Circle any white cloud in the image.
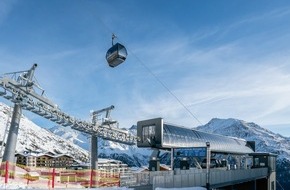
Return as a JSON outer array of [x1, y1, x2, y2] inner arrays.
[[1, 1, 290, 137], [116, 24, 290, 129]]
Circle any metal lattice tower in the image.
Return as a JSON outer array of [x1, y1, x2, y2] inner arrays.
[[0, 64, 138, 165]]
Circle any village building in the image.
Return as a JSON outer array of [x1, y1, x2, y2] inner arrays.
[[69, 158, 130, 174], [15, 151, 74, 168]]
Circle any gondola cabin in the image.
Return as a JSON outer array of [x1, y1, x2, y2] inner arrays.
[[106, 42, 127, 67]]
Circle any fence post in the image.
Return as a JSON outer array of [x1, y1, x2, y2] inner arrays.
[[52, 168, 55, 188], [4, 161, 9, 184], [48, 178, 50, 189]]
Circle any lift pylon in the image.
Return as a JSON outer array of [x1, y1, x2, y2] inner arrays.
[[0, 65, 139, 166]]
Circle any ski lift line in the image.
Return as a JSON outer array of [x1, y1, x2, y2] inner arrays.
[[276, 180, 285, 190], [93, 12, 117, 41], [102, 34, 203, 125], [0, 67, 138, 145], [127, 47, 203, 126], [130, 46, 203, 125], [93, 15, 203, 125]]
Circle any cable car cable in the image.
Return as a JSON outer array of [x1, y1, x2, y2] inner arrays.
[[110, 35, 203, 126], [94, 15, 203, 126], [126, 47, 203, 126]]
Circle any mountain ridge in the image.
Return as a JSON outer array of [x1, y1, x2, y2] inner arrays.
[[195, 118, 290, 157], [0, 102, 289, 189], [195, 117, 290, 189]]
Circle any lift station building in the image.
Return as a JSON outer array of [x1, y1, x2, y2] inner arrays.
[[137, 118, 277, 190]]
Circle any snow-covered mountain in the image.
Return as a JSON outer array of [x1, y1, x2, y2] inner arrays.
[[196, 118, 290, 156], [0, 102, 89, 162], [1, 101, 289, 189], [195, 118, 290, 190], [49, 125, 152, 167], [0, 101, 152, 167]]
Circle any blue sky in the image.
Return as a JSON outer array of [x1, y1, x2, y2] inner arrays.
[[1, 0, 290, 136]]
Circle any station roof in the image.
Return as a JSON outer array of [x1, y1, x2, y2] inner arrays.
[[162, 123, 254, 154]]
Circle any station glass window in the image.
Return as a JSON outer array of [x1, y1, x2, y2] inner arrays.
[[254, 158, 260, 167], [142, 125, 156, 142]]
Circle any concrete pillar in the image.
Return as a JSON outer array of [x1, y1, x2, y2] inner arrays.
[[2, 104, 22, 164]]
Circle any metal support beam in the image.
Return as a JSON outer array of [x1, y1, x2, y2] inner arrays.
[[0, 64, 139, 172], [206, 142, 211, 190], [91, 108, 99, 171], [171, 148, 174, 170], [0, 65, 139, 147], [2, 104, 22, 163], [91, 135, 98, 170]]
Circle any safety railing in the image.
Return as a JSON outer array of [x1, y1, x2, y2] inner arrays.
[[0, 161, 121, 189], [152, 168, 269, 189]]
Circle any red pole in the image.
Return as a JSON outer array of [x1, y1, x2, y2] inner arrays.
[[4, 161, 9, 184], [52, 168, 55, 188], [89, 169, 93, 188]]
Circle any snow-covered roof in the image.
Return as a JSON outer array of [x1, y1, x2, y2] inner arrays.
[[162, 123, 254, 154], [15, 150, 73, 159], [27, 171, 40, 177], [131, 166, 148, 173], [72, 158, 128, 167]]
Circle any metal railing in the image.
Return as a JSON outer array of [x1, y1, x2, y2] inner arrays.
[[152, 168, 268, 189]]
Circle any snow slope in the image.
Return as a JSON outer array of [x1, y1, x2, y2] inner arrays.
[[1, 101, 289, 189], [49, 125, 152, 167], [0, 102, 89, 162], [0, 101, 151, 167]]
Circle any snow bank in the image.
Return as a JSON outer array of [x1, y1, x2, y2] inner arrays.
[[0, 183, 28, 189]]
